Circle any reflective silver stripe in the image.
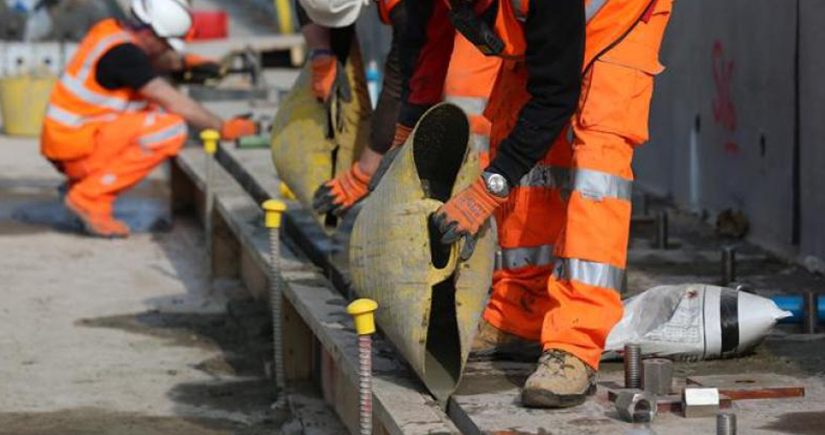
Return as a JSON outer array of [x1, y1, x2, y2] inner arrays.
[[585, 0, 609, 23], [139, 122, 188, 147], [511, 0, 527, 21], [45, 104, 84, 127], [572, 168, 633, 201], [519, 164, 570, 188], [60, 75, 133, 112], [445, 95, 488, 116], [474, 134, 490, 154], [554, 258, 624, 291], [76, 32, 131, 82], [500, 244, 556, 270], [126, 101, 148, 111]]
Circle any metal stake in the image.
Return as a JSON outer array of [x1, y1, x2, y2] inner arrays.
[[348, 299, 378, 435], [655, 211, 668, 249], [803, 292, 819, 334], [201, 130, 220, 276], [624, 343, 642, 389], [717, 413, 737, 435], [721, 246, 736, 287], [263, 199, 288, 405]]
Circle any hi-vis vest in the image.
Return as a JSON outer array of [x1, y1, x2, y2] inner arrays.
[[42, 19, 148, 160], [487, 0, 656, 69]]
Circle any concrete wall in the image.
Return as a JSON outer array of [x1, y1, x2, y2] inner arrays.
[[637, 0, 814, 257]]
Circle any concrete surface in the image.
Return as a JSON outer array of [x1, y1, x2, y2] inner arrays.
[[0, 136, 283, 434]]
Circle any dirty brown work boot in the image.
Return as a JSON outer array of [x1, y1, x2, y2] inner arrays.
[[471, 319, 541, 361], [522, 349, 596, 408], [65, 192, 130, 239]]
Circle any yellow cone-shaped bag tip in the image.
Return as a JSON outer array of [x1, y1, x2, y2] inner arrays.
[[201, 129, 220, 154], [279, 182, 297, 200], [347, 298, 378, 335], [262, 200, 287, 228]]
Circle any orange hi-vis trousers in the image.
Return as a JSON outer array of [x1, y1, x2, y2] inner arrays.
[[57, 110, 188, 217], [443, 32, 501, 168], [483, 0, 672, 369]]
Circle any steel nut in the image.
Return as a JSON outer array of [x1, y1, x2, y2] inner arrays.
[[616, 390, 658, 423], [643, 358, 674, 395]]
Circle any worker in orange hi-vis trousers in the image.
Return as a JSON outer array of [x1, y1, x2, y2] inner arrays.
[[300, 0, 501, 215], [443, 32, 502, 168], [42, 0, 257, 238], [398, 0, 673, 408]]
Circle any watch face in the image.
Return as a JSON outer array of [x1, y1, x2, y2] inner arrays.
[[485, 173, 508, 196]]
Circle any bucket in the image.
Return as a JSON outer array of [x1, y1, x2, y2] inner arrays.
[[0, 73, 57, 137], [191, 11, 228, 40]]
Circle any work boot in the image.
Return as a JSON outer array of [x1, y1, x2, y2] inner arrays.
[[521, 349, 597, 408], [471, 319, 541, 361], [65, 191, 130, 238]]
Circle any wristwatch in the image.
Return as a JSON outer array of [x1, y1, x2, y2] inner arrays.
[[482, 171, 509, 198]]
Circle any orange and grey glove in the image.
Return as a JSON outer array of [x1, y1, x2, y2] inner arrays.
[[312, 162, 373, 215], [432, 175, 508, 260], [309, 50, 338, 102], [221, 118, 258, 141]]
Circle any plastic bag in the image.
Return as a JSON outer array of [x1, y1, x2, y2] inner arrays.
[[603, 284, 791, 361]]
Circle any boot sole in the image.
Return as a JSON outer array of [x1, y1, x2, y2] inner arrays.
[[521, 383, 597, 409], [64, 197, 128, 239]]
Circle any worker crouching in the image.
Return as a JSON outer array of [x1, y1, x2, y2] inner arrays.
[[41, 0, 256, 238]]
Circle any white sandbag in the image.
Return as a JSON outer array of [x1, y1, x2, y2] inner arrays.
[[603, 284, 792, 361]]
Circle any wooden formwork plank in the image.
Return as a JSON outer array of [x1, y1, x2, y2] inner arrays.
[[174, 147, 459, 435]]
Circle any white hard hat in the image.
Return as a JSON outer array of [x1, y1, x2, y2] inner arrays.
[[131, 0, 193, 52], [298, 0, 368, 28]]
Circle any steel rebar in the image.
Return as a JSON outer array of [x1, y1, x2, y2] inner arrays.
[[624, 343, 642, 389]]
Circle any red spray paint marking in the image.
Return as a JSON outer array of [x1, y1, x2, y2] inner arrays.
[[712, 41, 739, 155]]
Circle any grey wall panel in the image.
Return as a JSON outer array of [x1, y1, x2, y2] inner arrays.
[[799, 0, 825, 260], [640, 0, 797, 247]]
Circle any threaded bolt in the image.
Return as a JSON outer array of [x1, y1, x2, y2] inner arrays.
[[721, 246, 736, 286], [717, 413, 737, 435], [803, 292, 818, 334], [624, 343, 642, 389], [263, 200, 288, 406], [655, 211, 668, 249], [358, 335, 373, 435]]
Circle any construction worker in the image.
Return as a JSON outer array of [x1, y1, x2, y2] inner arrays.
[[302, 0, 501, 215], [41, 0, 257, 238], [400, 0, 672, 408]]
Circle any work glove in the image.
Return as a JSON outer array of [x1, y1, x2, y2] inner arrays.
[[221, 118, 258, 141], [179, 54, 225, 84], [431, 177, 507, 261], [309, 53, 338, 102], [312, 162, 373, 216]]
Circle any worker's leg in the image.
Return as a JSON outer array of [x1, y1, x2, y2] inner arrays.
[[64, 111, 187, 235], [523, 0, 672, 408]]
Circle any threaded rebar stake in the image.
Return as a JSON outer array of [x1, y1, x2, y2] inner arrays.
[[201, 130, 220, 276], [263, 199, 288, 406], [655, 211, 669, 249], [717, 413, 737, 435], [803, 292, 819, 334], [347, 299, 379, 435], [624, 343, 642, 389]]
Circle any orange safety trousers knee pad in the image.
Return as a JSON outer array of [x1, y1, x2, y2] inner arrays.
[[483, 2, 672, 370], [59, 110, 188, 217]]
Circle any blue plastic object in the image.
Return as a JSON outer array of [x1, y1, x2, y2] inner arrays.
[[771, 295, 825, 323]]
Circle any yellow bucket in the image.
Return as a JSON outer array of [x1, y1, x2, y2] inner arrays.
[[0, 73, 57, 137]]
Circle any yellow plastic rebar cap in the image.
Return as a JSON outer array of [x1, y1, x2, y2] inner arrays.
[[200, 129, 220, 154], [347, 298, 378, 335], [262, 199, 287, 228]]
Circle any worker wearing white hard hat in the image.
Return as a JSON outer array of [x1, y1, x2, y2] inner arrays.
[[41, 0, 258, 238]]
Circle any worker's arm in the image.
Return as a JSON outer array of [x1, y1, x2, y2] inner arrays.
[[397, 0, 455, 128], [486, 0, 585, 186], [139, 77, 223, 131]]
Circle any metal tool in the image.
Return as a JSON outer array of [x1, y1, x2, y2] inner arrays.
[[655, 210, 668, 249], [682, 387, 720, 418], [347, 299, 379, 435], [624, 343, 642, 389], [803, 292, 819, 334], [263, 199, 288, 406], [643, 358, 673, 396], [201, 130, 220, 276], [717, 413, 737, 435], [615, 390, 657, 423], [721, 246, 736, 286]]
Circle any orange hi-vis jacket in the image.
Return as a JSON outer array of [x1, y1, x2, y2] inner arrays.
[[42, 19, 149, 161]]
